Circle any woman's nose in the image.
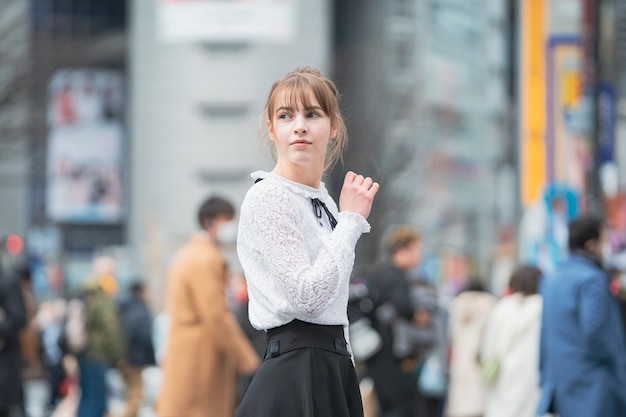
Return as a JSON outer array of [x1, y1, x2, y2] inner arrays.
[[293, 114, 308, 133]]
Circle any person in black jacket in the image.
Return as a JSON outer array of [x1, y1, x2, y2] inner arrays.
[[116, 281, 156, 417], [0, 266, 27, 417], [365, 225, 423, 417]]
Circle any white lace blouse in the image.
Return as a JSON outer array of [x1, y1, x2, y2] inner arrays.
[[237, 171, 371, 332]]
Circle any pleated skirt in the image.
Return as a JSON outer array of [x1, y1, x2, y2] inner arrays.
[[236, 319, 364, 417]]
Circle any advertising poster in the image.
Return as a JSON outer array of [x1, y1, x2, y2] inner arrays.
[[46, 70, 124, 223], [546, 37, 590, 195]]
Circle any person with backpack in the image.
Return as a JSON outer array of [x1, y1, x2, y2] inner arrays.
[[116, 280, 156, 417], [362, 225, 424, 417], [61, 279, 125, 417]]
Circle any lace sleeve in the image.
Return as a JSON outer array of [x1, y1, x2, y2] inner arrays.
[[239, 183, 369, 320]]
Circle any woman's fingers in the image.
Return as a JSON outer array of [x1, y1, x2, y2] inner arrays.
[[339, 171, 379, 219], [367, 182, 380, 197]]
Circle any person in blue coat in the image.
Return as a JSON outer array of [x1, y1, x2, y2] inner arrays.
[[537, 214, 626, 417]]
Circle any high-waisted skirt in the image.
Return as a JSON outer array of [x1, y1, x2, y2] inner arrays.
[[236, 319, 364, 417]]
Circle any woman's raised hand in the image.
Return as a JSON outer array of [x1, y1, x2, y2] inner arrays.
[[339, 171, 379, 220]]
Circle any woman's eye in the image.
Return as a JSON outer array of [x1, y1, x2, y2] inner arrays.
[[278, 113, 289, 119], [307, 112, 320, 118]]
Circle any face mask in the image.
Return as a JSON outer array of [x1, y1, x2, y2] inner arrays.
[[217, 221, 238, 244]]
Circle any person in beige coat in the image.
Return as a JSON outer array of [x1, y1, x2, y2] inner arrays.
[[155, 196, 260, 417], [446, 280, 497, 417]]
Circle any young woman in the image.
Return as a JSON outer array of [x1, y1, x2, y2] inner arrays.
[[236, 66, 379, 416], [481, 264, 543, 417]]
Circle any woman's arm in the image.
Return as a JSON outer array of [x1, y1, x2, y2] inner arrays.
[[239, 184, 369, 319]]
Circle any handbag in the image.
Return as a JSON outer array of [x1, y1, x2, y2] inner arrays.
[[418, 350, 446, 397], [479, 317, 535, 385], [479, 356, 501, 385], [392, 318, 437, 359], [348, 317, 382, 362]]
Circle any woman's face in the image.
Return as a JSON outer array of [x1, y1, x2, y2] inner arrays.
[[268, 90, 337, 173]]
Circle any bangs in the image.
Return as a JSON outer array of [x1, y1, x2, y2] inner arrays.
[[268, 75, 335, 119]]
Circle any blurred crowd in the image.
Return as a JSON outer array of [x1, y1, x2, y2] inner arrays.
[[0, 254, 156, 417], [348, 214, 626, 417], [2, 206, 626, 417]]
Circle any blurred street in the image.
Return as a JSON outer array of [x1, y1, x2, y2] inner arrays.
[[23, 367, 161, 417], [1, 0, 626, 416]]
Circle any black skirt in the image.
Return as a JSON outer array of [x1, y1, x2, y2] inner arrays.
[[236, 319, 364, 417]]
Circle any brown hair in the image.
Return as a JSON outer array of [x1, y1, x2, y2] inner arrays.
[[197, 195, 235, 229], [509, 264, 542, 296], [259, 66, 347, 171], [383, 225, 421, 256]]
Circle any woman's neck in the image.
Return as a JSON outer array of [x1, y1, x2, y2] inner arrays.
[[272, 163, 323, 188]]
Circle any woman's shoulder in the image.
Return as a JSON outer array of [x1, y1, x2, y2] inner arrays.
[[244, 171, 327, 205], [493, 293, 541, 318], [243, 172, 293, 205]]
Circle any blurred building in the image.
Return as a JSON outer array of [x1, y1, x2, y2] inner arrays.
[[0, 0, 31, 255], [2, 0, 625, 298], [129, 0, 332, 307], [0, 0, 127, 285], [334, 0, 511, 283]]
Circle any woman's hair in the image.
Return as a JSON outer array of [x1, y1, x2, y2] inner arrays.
[[259, 66, 348, 171], [462, 278, 488, 293], [508, 264, 542, 296]]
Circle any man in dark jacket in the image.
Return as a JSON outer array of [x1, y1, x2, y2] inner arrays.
[[364, 225, 423, 417], [538, 214, 626, 417], [116, 281, 156, 417], [0, 267, 27, 417]]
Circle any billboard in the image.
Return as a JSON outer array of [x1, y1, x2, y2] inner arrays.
[[46, 70, 124, 224]]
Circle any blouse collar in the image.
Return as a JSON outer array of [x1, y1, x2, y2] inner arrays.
[[251, 171, 329, 200]]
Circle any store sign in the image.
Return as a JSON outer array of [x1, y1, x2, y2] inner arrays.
[[598, 83, 615, 164]]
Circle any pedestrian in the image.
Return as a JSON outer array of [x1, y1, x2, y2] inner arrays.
[[235, 66, 379, 417], [116, 281, 156, 417], [15, 263, 42, 379], [537, 214, 626, 417], [410, 279, 446, 417], [155, 196, 260, 417], [0, 266, 27, 417], [36, 299, 67, 412], [480, 264, 543, 417], [445, 279, 496, 417], [361, 225, 424, 417], [66, 279, 125, 417]]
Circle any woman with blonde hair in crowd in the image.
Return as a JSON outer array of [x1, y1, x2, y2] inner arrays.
[[480, 264, 543, 417]]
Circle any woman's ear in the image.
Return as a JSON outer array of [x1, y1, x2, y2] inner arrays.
[[267, 119, 275, 141], [330, 125, 337, 140]]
